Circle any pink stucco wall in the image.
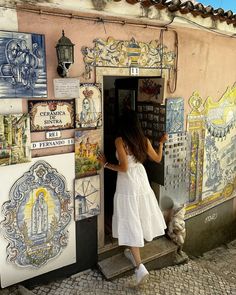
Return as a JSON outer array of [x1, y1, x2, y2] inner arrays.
[[18, 9, 236, 102], [15, 6, 236, 254], [17, 9, 236, 155], [176, 27, 236, 108]]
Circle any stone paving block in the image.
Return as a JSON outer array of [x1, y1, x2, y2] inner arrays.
[[1, 239, 236, 295]]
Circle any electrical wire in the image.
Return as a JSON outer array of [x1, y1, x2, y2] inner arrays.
[[159, 29, 164, 78], [0, 2, 235, 37], [0, 4, 173, 30]]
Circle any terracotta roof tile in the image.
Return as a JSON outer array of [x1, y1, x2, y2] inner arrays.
[[113, 0, 236, 26]]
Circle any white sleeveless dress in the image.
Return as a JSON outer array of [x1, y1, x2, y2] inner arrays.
[[112, 153, 167, 247]]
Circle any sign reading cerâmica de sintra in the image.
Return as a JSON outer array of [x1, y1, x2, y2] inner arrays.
[[28, 99, 75, 132]]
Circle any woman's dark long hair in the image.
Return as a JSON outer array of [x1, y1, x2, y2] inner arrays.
[[118, 110, 147, 163]]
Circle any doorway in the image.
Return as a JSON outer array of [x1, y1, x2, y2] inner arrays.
[[103, 75, 165, 245], [96, 67, 167, 250], [103, 76, 137, 243]]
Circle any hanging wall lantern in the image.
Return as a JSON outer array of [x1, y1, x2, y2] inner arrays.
[[56, 30, 75, 78]]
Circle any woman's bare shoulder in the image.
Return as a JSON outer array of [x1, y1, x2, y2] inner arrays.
[[115, 137, 127, 150], [115, 137, 123, 144], [146, 137, 151, 145]]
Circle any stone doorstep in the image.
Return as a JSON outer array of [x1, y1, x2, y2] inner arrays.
[[98, 237, 178, 280]]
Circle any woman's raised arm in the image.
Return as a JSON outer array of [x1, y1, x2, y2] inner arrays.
[[146, 133, 168, 163]]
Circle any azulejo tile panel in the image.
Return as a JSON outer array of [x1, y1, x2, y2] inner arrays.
[[0, 113, 31, 166], [186, 85, 236, 218], [74, 174, 100, 221], [0, 31, 47, 98], [76, 84, 102, 128], [1, 160, 72, 268], [82, 37, 175, 78], [75, 129, 102, 178], [0, 153, 76, 288], [165, 97, 184, 133]]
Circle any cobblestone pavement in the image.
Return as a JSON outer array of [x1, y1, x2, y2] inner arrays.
[[1, 239, 236, 295]]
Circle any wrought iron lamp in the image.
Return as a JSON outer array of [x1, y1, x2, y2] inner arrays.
[[56, 30, 75, 78]]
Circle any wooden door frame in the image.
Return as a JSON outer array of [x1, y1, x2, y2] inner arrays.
[[96, 67, 168, 251]]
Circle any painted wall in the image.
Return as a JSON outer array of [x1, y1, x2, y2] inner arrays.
[[176, 27, 236, 113], [17, 4, 236, 245], [0, 0, 235, 285], [16, 9, 236, 112]]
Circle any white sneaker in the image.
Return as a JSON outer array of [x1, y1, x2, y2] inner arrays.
[[124, 248, 136, 267], [135, 263, 149, 286]]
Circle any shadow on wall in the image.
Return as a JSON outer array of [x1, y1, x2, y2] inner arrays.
[[184, 198, 236, 257]]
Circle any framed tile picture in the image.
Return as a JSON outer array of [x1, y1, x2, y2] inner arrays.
[[0, 113, 31, 166], [0, 153, 76, 288], [76, 84, 102, 128], [75, 129, 102, 178], [74, 175, 100, 221], [166, 97, 184, 133], [0, 30, 47, 98], [137, 78, 164, 104], [28, 99, 75, 131]]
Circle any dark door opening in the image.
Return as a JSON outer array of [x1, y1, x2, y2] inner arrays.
[[103, 76, 165, 244]]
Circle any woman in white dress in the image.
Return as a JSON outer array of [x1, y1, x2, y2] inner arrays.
[[98, 110, 168, 286]]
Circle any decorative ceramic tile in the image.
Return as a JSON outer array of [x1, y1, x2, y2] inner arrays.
[[159, 132, 190, 208], [166, 97, 184, 133], [75, 175, 100, 221], [0, 31, 47, 98], [185, 85, 236, 219], [45, 131, 61, 139], [187, 92, 205, 204], [28, 99, 75, 131], [0, 113, 31, 166], [31, 138, 74, 150], [188, 119, 205, 204], [198, 85, 236, 202], [204, 86, 235, 139], [76, 84, 102, 128], [75, 129, 101, 178], [82, 37, 175, 79], [0, 153, 76, 287], [1, 160, 72, 267], [137, 102, 165, 147], [137, 78, 164, 104]]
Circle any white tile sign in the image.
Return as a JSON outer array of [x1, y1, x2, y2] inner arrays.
[[28, 99, 75, 132], [31, 138, 74, 149], [45, 131, 61, 139], [54, 78, 80, 98]]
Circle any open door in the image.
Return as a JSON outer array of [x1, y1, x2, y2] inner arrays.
[[103, 75, 166, 244]]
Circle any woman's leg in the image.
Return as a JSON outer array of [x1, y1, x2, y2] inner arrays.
[[130, 247, 141, 268], [130, 246, 149, 285]]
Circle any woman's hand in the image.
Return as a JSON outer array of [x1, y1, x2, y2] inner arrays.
[[97, 151, 107, 166], [159, 133, 168, 144]]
